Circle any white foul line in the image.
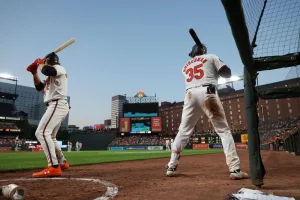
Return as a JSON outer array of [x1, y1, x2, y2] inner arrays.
[[0, 177, 118, 200]]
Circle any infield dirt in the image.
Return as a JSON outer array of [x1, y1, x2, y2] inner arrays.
[[0, 150, 299, 200]]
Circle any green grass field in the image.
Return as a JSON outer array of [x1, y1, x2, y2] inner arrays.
[[0, 149, 224, 172]]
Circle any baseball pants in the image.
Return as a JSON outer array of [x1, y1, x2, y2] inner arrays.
[[35, 99, 69, 166], [168, 87, 240, 172]]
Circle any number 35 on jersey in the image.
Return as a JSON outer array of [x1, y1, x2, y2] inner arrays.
[[183, 57, 207, 82]]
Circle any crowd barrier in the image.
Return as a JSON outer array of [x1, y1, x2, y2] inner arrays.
[[109, 146, 164, 151]]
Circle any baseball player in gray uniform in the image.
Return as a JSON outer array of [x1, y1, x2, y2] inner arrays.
[[166, 44, 248, 180], [27, 52, 70, 178]]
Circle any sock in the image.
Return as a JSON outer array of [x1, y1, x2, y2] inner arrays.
[[168, 151, 181, 168]]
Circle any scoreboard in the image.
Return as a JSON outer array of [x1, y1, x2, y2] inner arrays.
[[192, 135, 242, 144]]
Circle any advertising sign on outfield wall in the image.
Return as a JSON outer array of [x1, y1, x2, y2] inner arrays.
[[235, 143, 247, 149], [209, 144, 223, 149], [110, 147, 124, 150], [123, 146, 148, 150], [148, 146, 163, 150], [193, 144, 209, 149]]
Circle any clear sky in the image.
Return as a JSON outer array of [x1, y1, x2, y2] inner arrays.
[[0, 0, 293, 128]]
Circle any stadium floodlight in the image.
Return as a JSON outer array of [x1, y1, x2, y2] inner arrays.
[[218, 75, 243, 85], [0, 73, 18, 81]]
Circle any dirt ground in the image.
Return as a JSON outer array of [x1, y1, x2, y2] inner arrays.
[[0, 150, 300, 200]]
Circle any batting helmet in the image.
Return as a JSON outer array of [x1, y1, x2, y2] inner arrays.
[[45, 52, 60, 65], [189, 44, 207, 58]]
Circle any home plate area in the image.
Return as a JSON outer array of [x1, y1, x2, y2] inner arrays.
[[0, 178, 118, 200]]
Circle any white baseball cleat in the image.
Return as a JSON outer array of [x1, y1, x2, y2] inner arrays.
[[230, 169, 249, 180], [166, 165, 177, 177]]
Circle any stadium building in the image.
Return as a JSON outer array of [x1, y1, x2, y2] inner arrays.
[[111, 95, 127, 128], [159, 77, 300, 134], [0, 81, 70, 128]]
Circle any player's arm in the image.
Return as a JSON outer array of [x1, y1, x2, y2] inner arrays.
[[218, 65, 231, 78], [212, 55, 232, 78], [39, 65, 57, 77], [39, 64, 67, 77], [33, 74, 45, 92]]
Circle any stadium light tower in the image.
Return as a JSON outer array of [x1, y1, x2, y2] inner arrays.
[[0, 73, 18, 98], [217, 75, 244, 89]]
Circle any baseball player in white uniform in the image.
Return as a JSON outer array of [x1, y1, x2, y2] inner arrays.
[[166, 44, 248, 180], [68, 141, 72, 152], [27, 52, 70, 178], [166, 139, 170, 150]]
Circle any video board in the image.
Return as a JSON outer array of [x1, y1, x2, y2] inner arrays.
[[119, 116, 162, 134], [130, 117, 151, 134], [123, 103, 158, 117]]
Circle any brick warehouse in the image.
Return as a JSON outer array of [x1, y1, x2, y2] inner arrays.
[[159, 78, 300, 134]]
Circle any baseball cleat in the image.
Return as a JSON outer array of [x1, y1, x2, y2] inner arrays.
[[60, 160, 69, 170], [229, 169, 249, 180], [166, 165, 177, 177], [32, 166, 62, 178]]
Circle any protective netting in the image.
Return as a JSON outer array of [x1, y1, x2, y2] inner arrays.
[[285, 66, 300, 80], [242, 0, 300, 58]]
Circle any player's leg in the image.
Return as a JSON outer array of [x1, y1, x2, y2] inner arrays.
[[33, 101, 69, 177], [201, 93, 248, 179], [166, 89, 199, 176], [51, 121, 69, 170]]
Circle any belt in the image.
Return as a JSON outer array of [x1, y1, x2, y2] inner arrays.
[[186, 84, 214, 91], [46, 99, 63, 106]]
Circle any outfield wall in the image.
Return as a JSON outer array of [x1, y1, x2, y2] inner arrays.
[[69, 133, 115, 150], [193, 143, 248, 149], [109, 146, 164, 150]]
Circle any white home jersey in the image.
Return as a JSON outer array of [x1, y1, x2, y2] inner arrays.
[[182, 54, 225, 90], [43, 64, 68, 103]]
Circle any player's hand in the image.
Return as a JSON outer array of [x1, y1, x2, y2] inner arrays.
[[26, 58, 45, 75], [34, 58, 45, 65]]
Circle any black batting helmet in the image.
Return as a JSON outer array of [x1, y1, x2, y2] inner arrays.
[[45, 52, 60, 65], [189, 44, 207, 58]]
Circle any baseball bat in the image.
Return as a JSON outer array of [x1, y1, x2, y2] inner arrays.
[[189, 28, 203, 47], [26, 38, 75, 71], [53, 38, 75, 54]]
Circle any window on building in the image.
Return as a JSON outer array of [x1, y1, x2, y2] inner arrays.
[[201, 116, 203, 119], [238, 110, 240, 113], [288, 103, 291, 107], [230, 116, 233, 120], [229, 106, 232, 109], [277, 104, 279, 109], [229, 100, 231, 103], [278, 110, 280, 115], [287, 98, 290, 100], [276, 99, 278, 102], [237, 99, 240, 102], [172, 123, 173, 127], [267, 112, 270, 116], [289, 109, 292, 114], [266, 106, 269, 110], [230, 111, 232, 115], [239, 115, 241, 119], [238, 104, 240, 108], [239, 121, 242, 124], [201, 120, 203, 123], [265, 100, 268, 104]]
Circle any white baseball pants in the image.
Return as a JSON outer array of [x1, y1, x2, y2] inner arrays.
[[35, 99, 69, 166], [168, 87, 240, 172]]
